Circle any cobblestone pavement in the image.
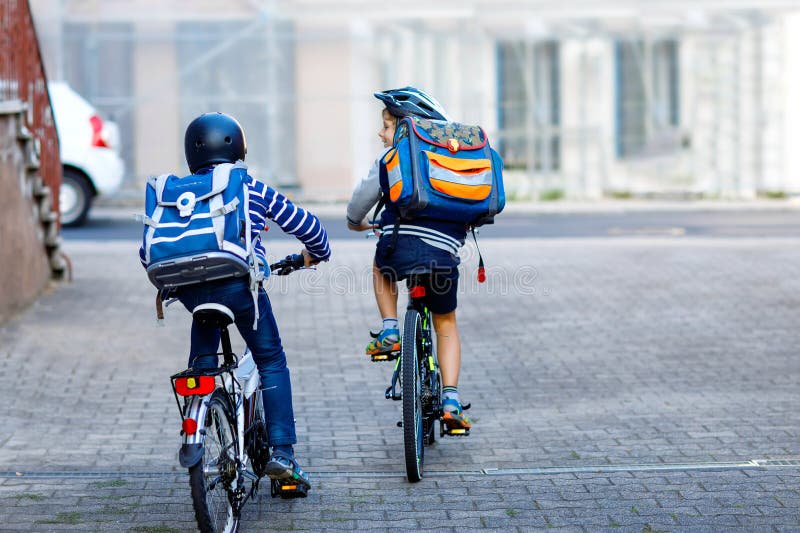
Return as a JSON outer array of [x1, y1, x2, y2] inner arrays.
[[1, 236, 799, 532]]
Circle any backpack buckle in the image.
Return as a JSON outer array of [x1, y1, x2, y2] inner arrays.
[[176, 191, 197, 217]]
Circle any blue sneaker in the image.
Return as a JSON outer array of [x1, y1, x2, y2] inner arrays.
[[366, 328, 400, 356], [442, 398, 471, 431], [265, 450, 311, 491]]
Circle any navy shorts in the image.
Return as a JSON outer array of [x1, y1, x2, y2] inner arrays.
[[375, 234, 460, 314]]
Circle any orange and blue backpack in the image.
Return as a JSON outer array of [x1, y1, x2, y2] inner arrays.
[[379, 116, 505, 227]]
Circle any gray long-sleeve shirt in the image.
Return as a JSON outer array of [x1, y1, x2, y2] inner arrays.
[[346, 150, 465, 255], [346, 152, 386, 226]]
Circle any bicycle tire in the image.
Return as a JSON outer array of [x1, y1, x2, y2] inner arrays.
[[189, 389, 240, 533], [402, 309, 424, 482]]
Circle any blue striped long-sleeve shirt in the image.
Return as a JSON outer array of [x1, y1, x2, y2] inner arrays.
[[244, 174, 331, 262]]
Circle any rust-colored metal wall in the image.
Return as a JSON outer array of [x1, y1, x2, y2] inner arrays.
[[0, 0, 63, 322], [0, 0, 61, 206]]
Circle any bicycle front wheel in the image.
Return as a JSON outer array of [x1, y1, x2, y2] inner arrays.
[[402, 309, 425, 482], [189, 389, 240, 533]]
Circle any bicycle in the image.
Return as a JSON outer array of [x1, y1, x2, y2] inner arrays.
[[379, 273, 469, 482], [168, 253, 307, 533]]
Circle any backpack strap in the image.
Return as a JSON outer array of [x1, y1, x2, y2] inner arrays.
[[210, 197, 240, 217], [370, 193, 402, 256], [470, 227, 486, 283], [143, 174, 172, 264], [246, 183, 263, 332], [208, 164, 234, 246], [386, 216, 402, 257], [225, 161, 262, 330], [370, 194, 386, 228]]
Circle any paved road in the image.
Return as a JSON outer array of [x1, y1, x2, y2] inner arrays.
[[0, 233, 798, 531], [63, 206, 800, 241]]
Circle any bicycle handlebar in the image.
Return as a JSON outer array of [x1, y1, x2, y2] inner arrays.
[[269, 253, 306, 276]]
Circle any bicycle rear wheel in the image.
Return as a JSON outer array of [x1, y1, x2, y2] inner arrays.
[[402, 309, 425, 482], [189, 389, 239, 533]]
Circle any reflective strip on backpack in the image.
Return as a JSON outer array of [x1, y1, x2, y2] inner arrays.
[[150, 212, 212, 229], [220, 240, 248, 259], [383, 149, 403, 202], [148, 227, 216, 246]]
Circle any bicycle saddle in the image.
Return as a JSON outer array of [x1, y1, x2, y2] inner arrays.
[[192, 303, 235, 328]]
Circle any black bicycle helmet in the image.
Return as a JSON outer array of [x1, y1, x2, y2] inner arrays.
[[184, 112, 247, 173], [374, 86, 450, 121]]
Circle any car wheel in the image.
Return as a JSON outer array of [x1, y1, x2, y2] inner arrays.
[[60, 168, 93, 227]]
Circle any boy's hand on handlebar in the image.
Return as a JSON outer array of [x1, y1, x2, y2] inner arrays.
[[301, 249, 321, 267], [348, 219, 378, 232]]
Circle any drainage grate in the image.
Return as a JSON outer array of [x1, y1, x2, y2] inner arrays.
[[754, 459, 800, 467]]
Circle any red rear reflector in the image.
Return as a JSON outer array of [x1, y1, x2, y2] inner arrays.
[[175, 376, 215, 396], [477, 266, 486, 283], [182, 418, 198, 435], [409, 286, 426, 298], [89, 115, 108, 148]]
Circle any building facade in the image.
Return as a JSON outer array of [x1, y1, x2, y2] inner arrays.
[[30, 0, 800, 200]]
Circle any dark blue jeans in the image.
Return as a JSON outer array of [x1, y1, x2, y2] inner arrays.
[[175, 277, 296, 446]]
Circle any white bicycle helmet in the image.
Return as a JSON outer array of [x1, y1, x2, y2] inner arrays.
[[374, 86, 450, 121]]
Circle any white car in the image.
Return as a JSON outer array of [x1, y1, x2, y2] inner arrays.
[[48, 82, 125, 226]]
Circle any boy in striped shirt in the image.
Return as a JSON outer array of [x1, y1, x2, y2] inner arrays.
[[141, 113, 330, 491]]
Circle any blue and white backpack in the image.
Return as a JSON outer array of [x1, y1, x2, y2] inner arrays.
[[140, 162, 264, 326]]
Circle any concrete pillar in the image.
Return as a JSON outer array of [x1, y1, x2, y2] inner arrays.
[[349, 19, 383, 188], [560, 38, 609, 199], [784, 12, 800, 193], [132, 21, 180, 183], [294, 21, 353, 199]]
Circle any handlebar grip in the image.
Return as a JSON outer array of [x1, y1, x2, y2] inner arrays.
[[286, 253, 305, 268], [269, 253, 305, 274]]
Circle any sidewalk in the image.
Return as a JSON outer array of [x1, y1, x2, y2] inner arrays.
[[0, 236, 798, 531]]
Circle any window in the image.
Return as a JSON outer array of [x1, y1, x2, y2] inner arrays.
[[496, 41, 560, 171], [176, 20, 296, 184], [64, 22, 135, 176], [615, 39, 680, 158]]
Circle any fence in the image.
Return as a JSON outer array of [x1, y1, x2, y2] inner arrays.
[[0, 0, 61, 209]]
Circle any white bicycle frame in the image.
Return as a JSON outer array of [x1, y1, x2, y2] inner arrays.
[[181, 349, 261, 482]]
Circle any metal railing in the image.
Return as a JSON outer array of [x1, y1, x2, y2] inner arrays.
[[0, 0, 61, 214]]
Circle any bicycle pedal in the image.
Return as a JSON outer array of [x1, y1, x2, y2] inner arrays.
[[370, 351, 399, 362], [271, 479, 308, 499]]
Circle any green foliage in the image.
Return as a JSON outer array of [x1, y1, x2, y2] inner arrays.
[[539, 189, 565, 201], [90, 479, 128, 488], [35, 512, 82, 525], [15, 493, 45, 501]]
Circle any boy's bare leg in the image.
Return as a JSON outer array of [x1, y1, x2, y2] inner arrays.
[[432, 310, 461, 387], [373, 261, 398, 320]]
